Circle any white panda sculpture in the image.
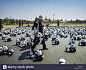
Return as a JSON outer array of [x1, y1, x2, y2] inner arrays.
[[35, 49, 44, 61], [5, 36, 12, 42], [21, 35, 25, 41], [16, 38, 21, 45], [27, 39, 32, 46], [2, 35, 6, 40], [2, 45, 9, 54], [8, 49, 14, 56], [65, 44, 76, 52], [59, 58, 66, 64]]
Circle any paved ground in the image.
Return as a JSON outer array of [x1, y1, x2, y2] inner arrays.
[[0, 26, 86, 64]]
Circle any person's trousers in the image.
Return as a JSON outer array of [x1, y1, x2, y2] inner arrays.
[[32, 36, 46, 49]]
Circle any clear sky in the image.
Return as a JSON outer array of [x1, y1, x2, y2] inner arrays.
[[0, 0, 86, 21]]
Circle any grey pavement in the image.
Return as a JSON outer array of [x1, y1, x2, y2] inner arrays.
[[0, 26, 86, 64]]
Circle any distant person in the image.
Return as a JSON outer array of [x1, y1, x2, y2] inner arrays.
[[19, 20, 21, 27], [27, 21, 30, 27], [22, 20, 23, 26], [57, 20, 59, 26], [46, 23, 49, 27]]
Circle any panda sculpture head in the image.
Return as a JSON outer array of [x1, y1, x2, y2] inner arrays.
[[36, 49, 42, 56], [37, 32, 42, 37], [10, 49, 14, 53], [3, 45, 8, 51], [70, 44, 76, 49]]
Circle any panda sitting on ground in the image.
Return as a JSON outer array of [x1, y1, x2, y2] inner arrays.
[[64, 34, 68, 38], [78, 39, 86, 46], [2, 45, 9, 55], [0, 32, 2, 36], [35, 49, 44, 61], [16, 38, 21, 45], [4, 31, 8, 35], [8, 49, 14, 56], [52, 38, 59, 45], [29, 49, 44, 61], [5, 36, 12, 42], [0, 45, 14, 56], [65, 44, 76, 52], [52, 34, 57, 41], [2, 35, 6, 40], [19, 42, 26, 48], [10, 32, 13, 36], [44, 30, 49, 41], [69, 38, 75, 45], [21, 35, 25, 41], [59, 58, 66, 64], [27, 39, 32, 46], [82, 35, 85, 39], [26, 32, 30, 37], [77, 35, 81, 40]]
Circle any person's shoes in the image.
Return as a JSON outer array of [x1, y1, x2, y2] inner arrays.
[[43, 48, 48, 50]]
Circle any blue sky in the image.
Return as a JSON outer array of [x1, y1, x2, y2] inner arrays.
[[0, 0, 86, 21]]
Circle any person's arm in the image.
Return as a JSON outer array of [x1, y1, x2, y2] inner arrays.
[[34, 27, 37, 33]]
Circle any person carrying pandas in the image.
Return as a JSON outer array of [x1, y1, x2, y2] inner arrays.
[[31, 15, 48, 53]]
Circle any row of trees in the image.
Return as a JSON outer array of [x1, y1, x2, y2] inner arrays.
[[2, 17, 34, 25], [1, 17, 86, 25], [67, 19, 86, 23]]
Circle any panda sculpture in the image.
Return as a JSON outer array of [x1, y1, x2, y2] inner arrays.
[[65, 44, 76, 52], [35, 49, 44, 61], [5, 36, 12, 42], [44, 31, 49, 40], [2, 45, 9, 54], [79, 39, 86, 46], [0, 32, 2, 36], [19, 42, 26, 48], [13, 33, 17, 36], [72, 35, 76, 40], [21, 35, 25, 41], [16, 38, 21, 45], [4, 31, 8, 35], [52, 34, 57, 41], [52, 38, 59, 45], [69, 38, 75, 45], [27, 39, 32, 46], [29, 49, 44, 61], [8, 49, 14, 56], [2, 35, 6, 40], [77, 35, 81, 40], [26, 32, 30, 37], [59, 58, 66, 64], [82, 35, 85, 39], [60, 33, 64, 38], [64, 34, 68, 38], [10, 32, 13, 36]]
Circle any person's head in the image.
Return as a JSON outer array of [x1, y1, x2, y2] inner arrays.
[[38, 15, 43, 22], [35, 16, 39, 21]]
